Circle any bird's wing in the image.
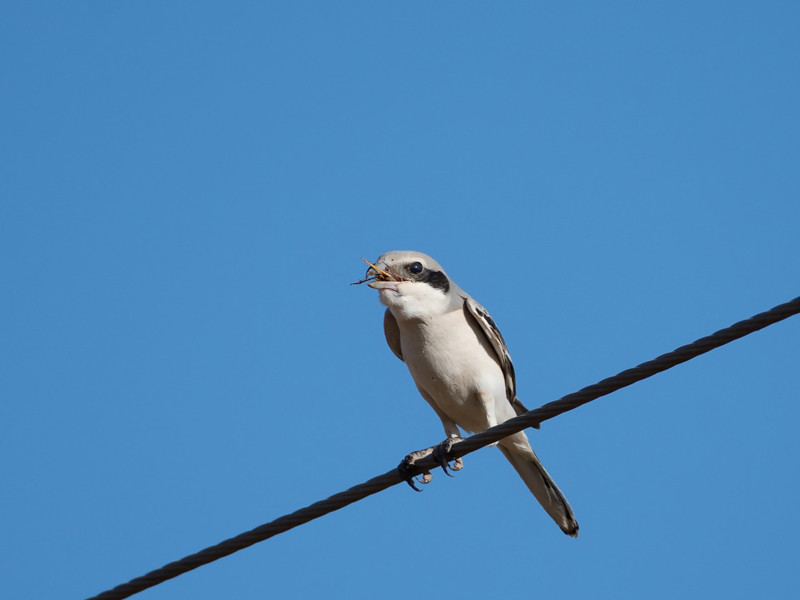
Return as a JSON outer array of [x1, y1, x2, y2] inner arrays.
[[383, 309, 404, 361], [463, 296, 526, 412]]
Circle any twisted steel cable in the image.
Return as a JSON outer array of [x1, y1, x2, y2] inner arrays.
[[86, 295, 800, 600]]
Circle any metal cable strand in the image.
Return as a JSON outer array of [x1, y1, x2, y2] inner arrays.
[[87, 471, 404, 600], [86, 295, 800, 600]]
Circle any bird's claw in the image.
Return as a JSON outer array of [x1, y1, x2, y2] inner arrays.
[[415, 471, 434, 487], [432, 437, 465, 476], [398, 448, 434, 492], [398, 437, 465, 490]]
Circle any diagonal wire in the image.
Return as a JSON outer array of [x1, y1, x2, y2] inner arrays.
[[86, 295, 800, 600]]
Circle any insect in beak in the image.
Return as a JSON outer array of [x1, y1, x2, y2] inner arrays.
[[351, 257, 399, 286]]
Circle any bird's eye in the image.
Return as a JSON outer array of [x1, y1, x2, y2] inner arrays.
[[408, 262, 423, 275]]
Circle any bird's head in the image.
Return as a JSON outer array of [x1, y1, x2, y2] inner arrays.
[[355, 251, 459, 320]]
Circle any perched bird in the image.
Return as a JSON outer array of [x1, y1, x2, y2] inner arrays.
[[362, 250, 578, 537]]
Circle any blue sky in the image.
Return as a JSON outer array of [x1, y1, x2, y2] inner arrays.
[[2, 2, 799, 599]]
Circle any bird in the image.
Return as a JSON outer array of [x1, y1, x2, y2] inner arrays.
[[360, 250, 578, 537]]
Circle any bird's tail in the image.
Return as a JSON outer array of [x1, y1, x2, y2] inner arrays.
[[497, 444, 579, 537]]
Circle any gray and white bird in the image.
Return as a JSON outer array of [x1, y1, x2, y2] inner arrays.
[[363, 250, 578, 537]]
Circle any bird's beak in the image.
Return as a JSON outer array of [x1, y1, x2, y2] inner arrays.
[[351, 257, 406, 288], [361, 257, 399, 288]]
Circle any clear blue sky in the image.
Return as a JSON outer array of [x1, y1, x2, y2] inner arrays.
[[2, 3, 799, 599]]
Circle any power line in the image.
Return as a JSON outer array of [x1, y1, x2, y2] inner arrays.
[[86, 295, 800, 600]]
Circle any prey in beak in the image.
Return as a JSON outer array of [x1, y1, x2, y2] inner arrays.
[[351, 257, 405, 288]]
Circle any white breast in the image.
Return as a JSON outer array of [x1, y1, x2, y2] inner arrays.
[[395, 307, 509, 433]]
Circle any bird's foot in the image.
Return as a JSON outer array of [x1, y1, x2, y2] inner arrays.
[[397, 437, 465, 490], [432, 436, 465, 476], [398, 448, 435, 492]]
